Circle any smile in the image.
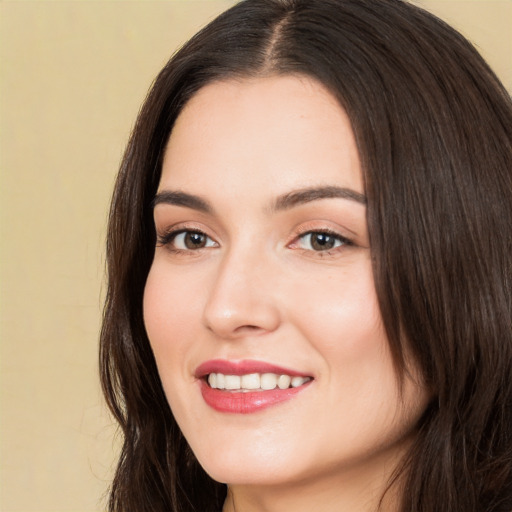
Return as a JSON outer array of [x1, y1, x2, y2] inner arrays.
[[208, 372, 311, 391], [196, 360, 313, 413]]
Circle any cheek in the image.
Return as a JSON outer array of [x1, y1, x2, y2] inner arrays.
[[286, 259, 399, 423], [142, 264, 207, 431], [142, 264, 200, 381], [143, 258, 205, 337], [287, 258, 385, 361]]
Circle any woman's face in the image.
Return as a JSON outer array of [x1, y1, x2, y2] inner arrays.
[[144, 75, 428, 490]]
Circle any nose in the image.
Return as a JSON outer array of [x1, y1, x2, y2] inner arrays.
[[202, 246, 281, 339]]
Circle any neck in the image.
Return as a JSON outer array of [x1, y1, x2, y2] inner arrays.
[[221, 445, 407, 512]]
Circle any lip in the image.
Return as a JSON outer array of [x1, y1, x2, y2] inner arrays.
[[195, 359, 313, 414], [195, 359, 310, 378]]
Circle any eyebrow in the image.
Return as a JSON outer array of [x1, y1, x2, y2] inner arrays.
[[271, 185, 366, 211], [152, 190, 212, 213], [152, 185, 366, 213]]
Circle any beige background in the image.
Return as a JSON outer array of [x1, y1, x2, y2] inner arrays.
[[0, 1, 510, 511]]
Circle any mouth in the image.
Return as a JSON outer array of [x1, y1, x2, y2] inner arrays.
[[196, 360, 313, 414], [207, 372, 311, 391]]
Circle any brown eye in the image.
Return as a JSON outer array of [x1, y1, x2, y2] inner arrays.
[[184, 232, 208, 249], [164, 230, 217, 251], [310, 233, 336, 250], [298, 232, 348, 252]]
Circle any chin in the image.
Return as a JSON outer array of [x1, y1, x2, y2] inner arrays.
[[190, 435, 305, 486], [204, 462, 309, 488]]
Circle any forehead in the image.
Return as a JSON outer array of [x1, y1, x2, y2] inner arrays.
[[160, 75, 363, 197]]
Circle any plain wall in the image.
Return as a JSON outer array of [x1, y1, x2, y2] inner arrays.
[[1, 1, 510, 511]]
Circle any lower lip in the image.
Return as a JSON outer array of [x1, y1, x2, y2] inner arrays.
[[199, 380, 311, 414]]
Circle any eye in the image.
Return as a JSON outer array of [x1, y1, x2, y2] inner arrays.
[[158, 230, 217, 251], [296, 231, 350, 252]]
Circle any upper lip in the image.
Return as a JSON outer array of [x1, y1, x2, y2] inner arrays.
[[195, 359, 312, 379]]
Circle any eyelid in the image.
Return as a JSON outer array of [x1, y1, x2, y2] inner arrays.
[[287, 224, 356, 257], [291, 221, 354, 242], [295, 229, 350, 243], [155, 222, 219, 250], [157, 229, 213, 246], [300, 230, 349, 245]]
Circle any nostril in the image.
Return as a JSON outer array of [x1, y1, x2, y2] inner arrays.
[[234, 325, 264, 333]]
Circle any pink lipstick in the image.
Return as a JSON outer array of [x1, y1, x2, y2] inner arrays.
[[196, 359, 313, 414]]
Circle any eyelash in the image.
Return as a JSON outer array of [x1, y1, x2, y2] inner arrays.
[[156, 228, 216, 254], [156, 227, 353, 256], [292, 228, 353, 255]]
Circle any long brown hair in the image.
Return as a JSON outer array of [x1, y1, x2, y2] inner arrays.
[[100, 1, 512, 510]]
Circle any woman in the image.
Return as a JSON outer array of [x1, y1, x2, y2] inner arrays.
[[100, 0, 512, 511]]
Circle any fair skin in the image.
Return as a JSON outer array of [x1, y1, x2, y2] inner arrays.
[[143, 75, 429, 512]]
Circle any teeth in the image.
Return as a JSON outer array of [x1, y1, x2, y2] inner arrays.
[[224, 375, 241, 390], [277, 374, 291, 389], [261, 373, 277, 390], [207, 372, 311, 391], [291, 376, 309, 388], [241, 373, 260, 390]]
